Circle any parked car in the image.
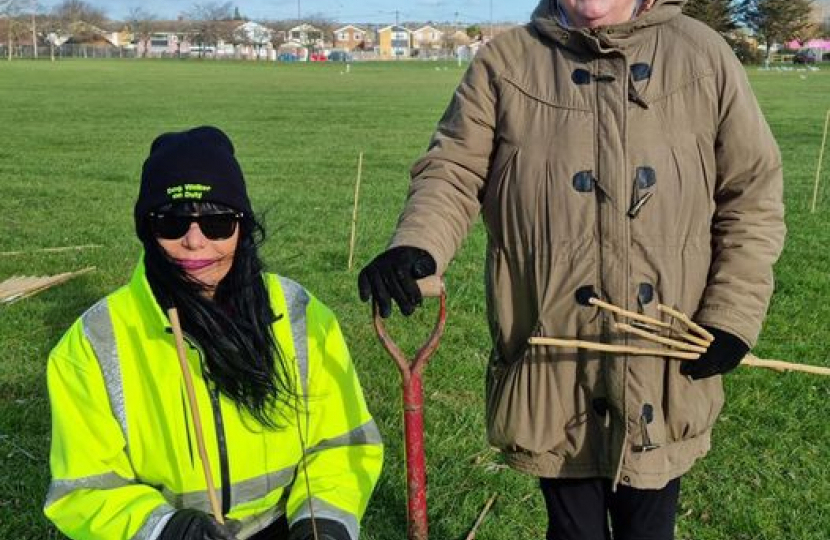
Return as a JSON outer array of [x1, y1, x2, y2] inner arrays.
[[793, 49, 818, 64], [327, 50, 353, 62]]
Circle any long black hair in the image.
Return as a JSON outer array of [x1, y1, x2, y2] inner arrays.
[[139, 201, 294, 429]]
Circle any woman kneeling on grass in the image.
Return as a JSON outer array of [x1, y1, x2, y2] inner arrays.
[[44, 126, 382, 540]]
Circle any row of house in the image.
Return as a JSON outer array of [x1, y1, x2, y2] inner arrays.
[[37, 18, 494, 61], [134, 22, 487, 60]]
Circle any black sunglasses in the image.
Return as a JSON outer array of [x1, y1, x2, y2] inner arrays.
[[149, 211, 242, 240]]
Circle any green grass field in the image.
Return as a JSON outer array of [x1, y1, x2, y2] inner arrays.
[[0, 58, 828, 539]]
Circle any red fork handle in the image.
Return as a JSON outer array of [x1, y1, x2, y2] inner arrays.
[[403, 374, 427, 540], [373, 276, 446, 383], [373, 276, 446, 540]]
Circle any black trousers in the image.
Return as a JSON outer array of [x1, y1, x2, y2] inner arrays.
[[539, 477, 681, 540]]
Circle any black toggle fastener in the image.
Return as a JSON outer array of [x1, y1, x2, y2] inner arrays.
[[572, 171, 595, 192], [638, 283, 654, 305], [575, 285, 599, 306], [630, 63, 652, 82], [571, 69, 592, 85], [633, 404, 660, 452]]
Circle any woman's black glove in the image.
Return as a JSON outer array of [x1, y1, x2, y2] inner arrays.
[[159, 509, 241, 540], [680, 326, 749, 380], [288, 518, 351, 540], [357, 246, 437, 318]]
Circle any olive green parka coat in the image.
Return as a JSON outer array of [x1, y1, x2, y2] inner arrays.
[[390, 0, 785, 489]]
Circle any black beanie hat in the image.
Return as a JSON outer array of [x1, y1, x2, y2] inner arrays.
[[135, 126, 252, 235]]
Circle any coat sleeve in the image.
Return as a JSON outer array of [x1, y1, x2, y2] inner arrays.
[[694, 50, 786, 346], [44, 321, 174, 540], [286, 297, 383, 540], [390, 49, 500, 273]]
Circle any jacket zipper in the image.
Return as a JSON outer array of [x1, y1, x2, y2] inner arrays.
[[182, 333, 232, 516], [208, 385, 232, 516], [620, 58, 633, 485]]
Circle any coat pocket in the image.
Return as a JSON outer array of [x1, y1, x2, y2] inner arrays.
[[486, 346, 571, 454]]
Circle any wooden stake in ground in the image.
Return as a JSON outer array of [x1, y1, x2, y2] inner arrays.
[[347, 151, 364, 270], [812, 109, 830, 213], [0, 266, 96, 304]]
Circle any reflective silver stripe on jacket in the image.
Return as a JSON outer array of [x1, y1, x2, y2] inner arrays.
[[45, 472, 136, 508], [160, 465, 297, 513], [82, 298, 130, 449], [237, 497, 288, 540], [291, 497, 359, 540], [133, 503, 176, 540], [279, 276, 310, 397], [307, 419, 382, 454]]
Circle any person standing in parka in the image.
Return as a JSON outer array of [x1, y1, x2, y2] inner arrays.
[[45, 126, 383, 540], [357, 0, 785, 538]]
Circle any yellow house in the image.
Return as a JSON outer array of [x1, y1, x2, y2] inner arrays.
[[377, 25, 411, 58]]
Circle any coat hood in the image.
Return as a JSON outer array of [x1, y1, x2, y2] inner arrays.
[[530, 0, 686, 52]]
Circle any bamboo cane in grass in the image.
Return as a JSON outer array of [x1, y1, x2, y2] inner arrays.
[[347, 151, 363, 271], [168, 308, 225, 524], [742, 354, 830, 376]]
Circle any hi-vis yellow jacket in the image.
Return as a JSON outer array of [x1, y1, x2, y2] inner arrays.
[[44, 263, 382, 540]]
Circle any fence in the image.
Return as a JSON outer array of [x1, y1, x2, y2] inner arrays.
[[0, 44, 468, 62], [0, 44, 137, 59]]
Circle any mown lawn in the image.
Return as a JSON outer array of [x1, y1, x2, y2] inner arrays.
[[0, 59, 828, 539]]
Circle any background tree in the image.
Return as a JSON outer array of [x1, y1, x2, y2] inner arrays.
[[465, 23, 481, 38], [127, 6, 156, 58], [0, 0, 24, 59], [683, 0, 736, 34], [736, 0, 816, 63], [51, 0, 104, 27], [187, 1, 233, 57], [27, 0, 39, 58]]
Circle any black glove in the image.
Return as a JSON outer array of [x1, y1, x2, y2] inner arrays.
[[680, 326, 749, 380], [159, 509, 241, 540], [288, 518, 351, 540], [357, 246, 437, 318]]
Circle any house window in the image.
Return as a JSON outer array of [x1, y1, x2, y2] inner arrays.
[[354, 33, 361, 40]]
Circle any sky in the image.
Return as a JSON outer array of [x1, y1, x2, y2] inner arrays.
[[50, 0, 543, 25]]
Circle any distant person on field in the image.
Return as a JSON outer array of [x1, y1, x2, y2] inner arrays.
[[358, 1, 785, 539], [45, 126, 382, 540]]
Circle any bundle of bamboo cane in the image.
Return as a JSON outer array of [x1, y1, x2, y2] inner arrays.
[[529, 298, 830, 376], [0, 267, 96, 304], [529, 297, 712, 360]]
